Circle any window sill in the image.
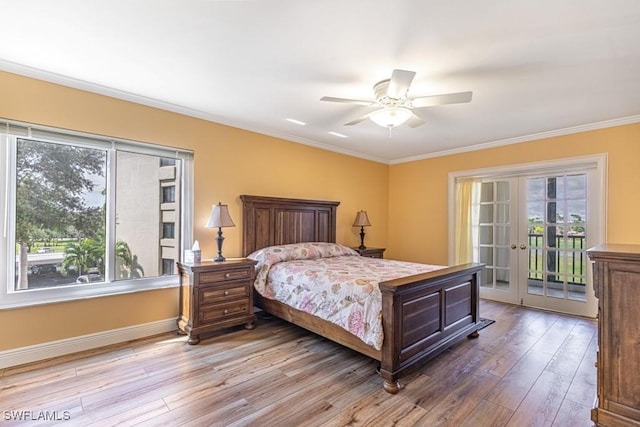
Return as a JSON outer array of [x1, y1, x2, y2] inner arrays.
[[0, 276, 179, 310]]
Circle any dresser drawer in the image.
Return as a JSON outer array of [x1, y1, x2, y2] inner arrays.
[[199, 300, 250, 323], [199, 268, 252, 284], [199, 284, 249, 305]]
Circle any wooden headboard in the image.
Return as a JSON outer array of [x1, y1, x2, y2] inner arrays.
[[240, 195, 339, 256]]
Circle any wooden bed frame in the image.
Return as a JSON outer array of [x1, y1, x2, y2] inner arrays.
[[241, 194, 484, 393]]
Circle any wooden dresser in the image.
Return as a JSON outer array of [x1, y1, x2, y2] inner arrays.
[[177, 258, 257, 345], [587, 244, 640, 427], [353, 247, 385, 259]]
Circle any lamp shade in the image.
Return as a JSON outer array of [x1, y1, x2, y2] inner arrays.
[[206, 202, 235, 228], [353, 210, 371, 227], [370, 107, 412, 128]]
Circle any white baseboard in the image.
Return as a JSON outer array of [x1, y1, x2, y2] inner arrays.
[[0, 318, 177, 369]]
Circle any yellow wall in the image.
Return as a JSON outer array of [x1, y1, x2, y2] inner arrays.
[[0, 70, 389, 350], [388, 125, 640, 263]]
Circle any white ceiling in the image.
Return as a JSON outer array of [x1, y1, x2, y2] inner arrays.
[[1, 0, 640, 164]]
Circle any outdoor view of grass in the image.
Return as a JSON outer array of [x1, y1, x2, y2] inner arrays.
[[527, 231, 587, 284]]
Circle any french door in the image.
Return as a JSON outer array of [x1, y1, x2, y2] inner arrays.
[[475, 170, 600, 317], [477, 178, 519, 305]]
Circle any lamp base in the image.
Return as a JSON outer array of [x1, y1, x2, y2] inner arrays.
[[214, 228, 226, 263], [359, 227, 366, 250]]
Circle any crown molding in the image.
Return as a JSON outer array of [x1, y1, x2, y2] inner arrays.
[[389, 115, 640, 164]]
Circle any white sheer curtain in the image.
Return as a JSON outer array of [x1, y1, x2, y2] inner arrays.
[[454, 178, 481, 264]]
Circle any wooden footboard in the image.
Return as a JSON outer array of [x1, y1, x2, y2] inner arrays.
[[254, 262, 483, 394], [378, 262, 484, 393]]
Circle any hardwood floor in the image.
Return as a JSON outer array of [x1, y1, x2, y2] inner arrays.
[[0, 300, 597, 426]]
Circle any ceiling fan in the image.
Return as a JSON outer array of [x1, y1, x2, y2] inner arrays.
[[321, 69, 472, 128]]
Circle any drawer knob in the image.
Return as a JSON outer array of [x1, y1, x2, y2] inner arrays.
[[223, 309, 228, 315], [224, 290, 229, 296], [225, 273, 231, 278]]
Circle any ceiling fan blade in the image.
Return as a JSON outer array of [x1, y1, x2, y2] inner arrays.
[[387, 69, 416, 99], [344, 112, 374, 126], [406, 112, 426, 128], [410, 91, 473, 108], [320, 96, 375, 106]]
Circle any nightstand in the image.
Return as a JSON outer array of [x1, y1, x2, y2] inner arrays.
[[177, 258, 257, 345], [353, 247, 385, 259]]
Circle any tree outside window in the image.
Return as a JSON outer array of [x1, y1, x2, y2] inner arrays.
[[15, 139, 106, 290]]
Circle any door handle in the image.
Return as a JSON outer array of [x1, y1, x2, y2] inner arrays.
[[520, 244, 527, 250], [511, 244, 517, 250]]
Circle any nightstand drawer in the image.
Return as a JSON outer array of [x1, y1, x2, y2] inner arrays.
[[362, 252, 383, 259], [353, 247, 385, 259], [199, 268, 252, 283], [199, 300, 250, 323], [199, 284, 249, 304]]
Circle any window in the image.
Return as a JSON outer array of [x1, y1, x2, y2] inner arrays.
[[162, 222, 175, 239], [0, 121, 193, 308], [162, 186, 176, 204], [162, 259, 175, 275]]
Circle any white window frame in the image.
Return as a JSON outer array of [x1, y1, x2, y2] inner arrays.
[[0, 120, 194, 309]]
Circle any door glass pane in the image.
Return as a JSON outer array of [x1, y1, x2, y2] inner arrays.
[[549, 176, 565, 200], [546, 249, 561, 275], [547, 201, 560, 223], [527, 178, 545, 200], [568, 277, 587, 302], [481, 182, 494, 202], [495, 268, 509, 289], [480, 205, 493, 223], [528, 280, 544, 295], [566, 174, 586, 198], [480, 225, 493, 244], [481, 268, 494, 288], [496, 226, 509, 245], [528, 248, 543, 277], [496, 248, 509, 268], [528, 230, 543, 248], [528, 202, 545, 220], [545, 273, 565, 299], [568, 199, 586, 226], [496, 204, 509, 223], [480, 247, 493, 266], [496, 181, 509, 202]]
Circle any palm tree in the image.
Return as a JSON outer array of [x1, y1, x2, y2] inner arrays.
[[65, 238, 141, 279], [116, 240, 132, 279], [62, 239, 102, 276]]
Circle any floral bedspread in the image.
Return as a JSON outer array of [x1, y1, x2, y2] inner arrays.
[[248, 242, 444, 350]]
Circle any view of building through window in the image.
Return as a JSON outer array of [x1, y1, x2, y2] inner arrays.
[[13, 138, 181, 290], [115, 151, 181, 280]]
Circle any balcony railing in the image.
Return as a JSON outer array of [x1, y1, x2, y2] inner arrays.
[[527, 233, 586, 284]]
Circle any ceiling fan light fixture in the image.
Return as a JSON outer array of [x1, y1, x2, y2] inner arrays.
[[370, 107, 412, 128]]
